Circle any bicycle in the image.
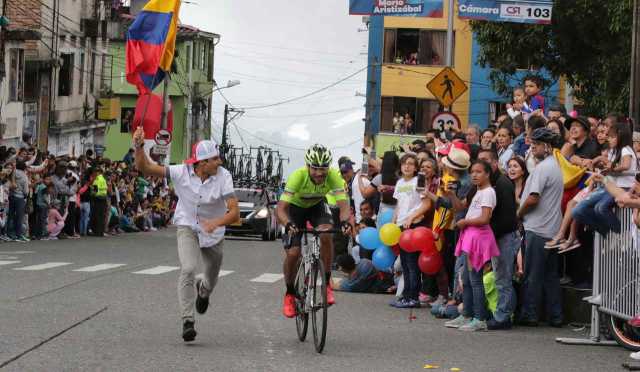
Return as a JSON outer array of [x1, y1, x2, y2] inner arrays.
[[293, 228, 340, 353]]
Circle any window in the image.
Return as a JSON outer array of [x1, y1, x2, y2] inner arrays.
[[383, 29, 451, 66], [9, 49, 24, 102], [79, 52, 85, 94], [58, 53, 74, 96], [192, 41, 198, 70], [200, 42, 206, 70], [207, 44, 214, 81], [120, 108, 134, 133], [380, 96, 441, 134], [185, 44, 191, 73], [90, 52, 96, 92]]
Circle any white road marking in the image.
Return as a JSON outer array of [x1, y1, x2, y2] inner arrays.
[[0, 260, 21, 266], [0, 256, 19, 260], [14, 262, 73, 271], [218, 270, 234, 277], [73, 264, 127, 272], [132, 266, 180, 275], [250, 273, 284, 283], [0, 251, 34, 254]]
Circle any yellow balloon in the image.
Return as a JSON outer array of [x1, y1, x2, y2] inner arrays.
[[379, 223, 401, 246]]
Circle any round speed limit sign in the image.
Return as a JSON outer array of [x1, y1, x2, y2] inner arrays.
[[431, 111, 461, 132]]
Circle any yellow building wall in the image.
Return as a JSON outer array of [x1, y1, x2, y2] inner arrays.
[[381, 3, 473, 129]]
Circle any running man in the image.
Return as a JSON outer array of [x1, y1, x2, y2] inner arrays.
[[276, 144, 352, 318], [132, 127, 240, 342]]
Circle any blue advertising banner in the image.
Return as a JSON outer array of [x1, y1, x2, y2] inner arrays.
[[458, 0, 553, 24], [349, 0, 443, 17]]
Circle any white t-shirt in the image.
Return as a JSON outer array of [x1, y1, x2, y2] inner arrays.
[[608, 146, 638, 188], [351, 171, 370, 222], [393, 177, 423, 226], [465, 186, 496, 220]]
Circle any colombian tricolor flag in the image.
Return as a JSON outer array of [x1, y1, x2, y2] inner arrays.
[[126, 0, 181, 94]]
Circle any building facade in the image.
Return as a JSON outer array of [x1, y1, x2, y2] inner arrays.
[[103, 12, 218, 164], [364, 1, 559, 153], [0, 0, 113, 156]]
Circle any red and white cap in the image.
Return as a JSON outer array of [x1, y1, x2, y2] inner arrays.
[[184, 140, 220, 165]]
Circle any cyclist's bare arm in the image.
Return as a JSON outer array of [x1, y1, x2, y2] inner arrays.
[[133, 127, 166, 179], [276, 200, 292, 226]]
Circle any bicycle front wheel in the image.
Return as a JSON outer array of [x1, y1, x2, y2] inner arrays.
[[294, 261, 308, 342], [608, 315, 640, 351], [311, 259, 328, 353]]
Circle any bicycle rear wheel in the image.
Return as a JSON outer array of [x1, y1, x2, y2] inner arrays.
[[294, 262, 308, 342], [311, 259, 328, 353], [608, 315, 640, 351]]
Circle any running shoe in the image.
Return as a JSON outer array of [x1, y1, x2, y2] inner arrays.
[[195, 278, 210, 315], [182, 320, 197, 342], [283, 293, 297, 318], [445, 315, 470, 328], [459, 318, 488, 332], [393, 297, 420, 308]]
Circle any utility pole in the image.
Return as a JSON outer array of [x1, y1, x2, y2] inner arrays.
[[445, 0, 454, 67], [630, 0, 640, 130], [222, 103, 229, 148]]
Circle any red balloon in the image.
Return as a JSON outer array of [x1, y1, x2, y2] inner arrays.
[[411, 227, 435, 253], [390, 244, 401, 256], [398, 229, 414, 252], [418, 251, 443, 275]]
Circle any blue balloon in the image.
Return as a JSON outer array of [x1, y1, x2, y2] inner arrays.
[[377, 210, 394, 228], [372, 245, 395, 270], [359, 227, 382, 251]]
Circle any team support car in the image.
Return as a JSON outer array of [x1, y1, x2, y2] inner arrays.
[[226, 187, 280, 241]]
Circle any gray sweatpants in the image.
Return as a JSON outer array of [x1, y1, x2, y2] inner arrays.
[[177, 226, 224, 321]]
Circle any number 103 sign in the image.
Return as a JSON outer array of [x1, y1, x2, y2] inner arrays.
[[458, 0, 553, 25]]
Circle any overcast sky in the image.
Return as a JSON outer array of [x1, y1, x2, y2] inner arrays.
[[180, 1, 369, 174]]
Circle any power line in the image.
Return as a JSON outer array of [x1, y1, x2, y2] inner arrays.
[[233, 106, 364, 119], [238, 66, 368, 110], [222, 39, 363, 58]]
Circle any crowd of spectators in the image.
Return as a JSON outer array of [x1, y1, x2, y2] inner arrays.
[[332, 79, 640, 336], [0, 146, 176, 242]]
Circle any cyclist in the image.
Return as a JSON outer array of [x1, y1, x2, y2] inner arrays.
[[277, 144, 352, 318]]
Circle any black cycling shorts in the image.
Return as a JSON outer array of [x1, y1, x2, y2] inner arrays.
[[284, 201, 333, 249]]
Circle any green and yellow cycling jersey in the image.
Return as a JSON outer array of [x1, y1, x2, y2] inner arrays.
[[280, 167, 347, 208]]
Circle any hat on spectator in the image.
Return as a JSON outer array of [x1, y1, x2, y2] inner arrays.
[[633, 132, 640, 143], [338, 156, 355, 167], [184, 140, 220, 165], [442, 147, 471, 171], [339, 162, 354, 173], [437, 139, 470, 156], [564, 116, 590, 132]]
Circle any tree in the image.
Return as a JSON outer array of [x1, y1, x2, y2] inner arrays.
[[470, 0, 632, 116]]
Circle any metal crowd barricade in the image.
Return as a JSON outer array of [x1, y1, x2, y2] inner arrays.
[[557, 208, 639, 348]]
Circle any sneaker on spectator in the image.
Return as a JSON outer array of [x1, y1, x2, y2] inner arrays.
[[0, 235, 11, 241], [419, 293, 434, 305], [631, 351, 640, 360], [445, 315, 470, 329], [459, 318, 488, 332], [150, 227, 158, 232], [429, 295, 446, 309], [392, 297, 420, 308], [18, 235, 30, 242], [48, 236, 58, 240]]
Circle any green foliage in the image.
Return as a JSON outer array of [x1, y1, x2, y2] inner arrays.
[[471, 0, 633, 116]]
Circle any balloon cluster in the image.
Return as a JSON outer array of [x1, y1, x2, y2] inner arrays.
[[357, 210, 443, 274]]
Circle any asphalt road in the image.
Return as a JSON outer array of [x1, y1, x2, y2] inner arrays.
[[0, 228, 632, 371]]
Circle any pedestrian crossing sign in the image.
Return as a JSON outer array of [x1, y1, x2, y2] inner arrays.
[[426, 67, 468, 108]]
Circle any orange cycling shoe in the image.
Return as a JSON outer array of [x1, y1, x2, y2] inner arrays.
[[326, 286, 335, 306], [283, 293, 297, 318]]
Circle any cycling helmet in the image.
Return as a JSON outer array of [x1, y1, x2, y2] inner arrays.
[[530, 127, 558, 144], [304, 144, 332, 167]]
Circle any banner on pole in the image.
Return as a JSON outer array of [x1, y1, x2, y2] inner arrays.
[[349, 0, 443, 17], [458, 0, 553, 24]]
